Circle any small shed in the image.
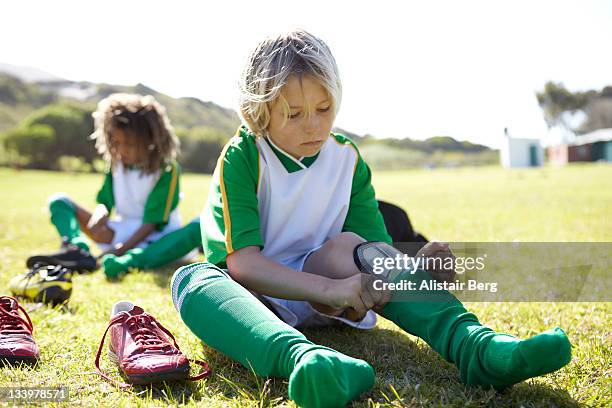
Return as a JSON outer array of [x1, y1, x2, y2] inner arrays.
[[500, 128, 544, 168]]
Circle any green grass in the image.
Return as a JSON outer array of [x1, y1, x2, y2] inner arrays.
[[0, 164, 610, 407]]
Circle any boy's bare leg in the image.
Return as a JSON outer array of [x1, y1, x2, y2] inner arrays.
[[303, 232, 364, 279], [303, 232, 365, 315]]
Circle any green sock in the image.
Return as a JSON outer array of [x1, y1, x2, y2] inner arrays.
[[380, 268, 572, 389], [172, 263, 375, 408], [103, 221, 201, 278], [102, 251, 141, 278], [48, 195, 89, 251]]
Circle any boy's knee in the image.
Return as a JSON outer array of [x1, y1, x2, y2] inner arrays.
[[327, 232, 366, 252], [171, 262, 228, 313], [48, 193, 74, 212]]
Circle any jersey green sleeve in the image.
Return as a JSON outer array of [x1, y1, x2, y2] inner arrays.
[[341, 140, 392, 244], [95, 171, 114, 212], [143, 161, 181, 229], [201, 126, 263, 267]]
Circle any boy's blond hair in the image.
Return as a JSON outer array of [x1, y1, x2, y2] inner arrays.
[[239, 29, 342, 136], [91, 93, 179, 173]]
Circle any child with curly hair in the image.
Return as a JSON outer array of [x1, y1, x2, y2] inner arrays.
[[29, 93, 182, 274]]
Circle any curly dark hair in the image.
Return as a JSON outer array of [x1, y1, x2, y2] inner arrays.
[[91, 93, 179, 173]]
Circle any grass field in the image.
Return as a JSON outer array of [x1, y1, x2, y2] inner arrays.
[[0, 164, 610, 407]]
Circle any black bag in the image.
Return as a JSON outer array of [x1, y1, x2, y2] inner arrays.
[[377, 200, 428, 255]]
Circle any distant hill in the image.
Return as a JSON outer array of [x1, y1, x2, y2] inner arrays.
[[0, 73, 59, 131], [37, 80, 241, 135], [0, 62, 63, 82], [0, 64, 496, 171], [384, 135, 490, 153], [0, 71, 240, 135]]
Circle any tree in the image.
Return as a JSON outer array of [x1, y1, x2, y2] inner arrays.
[[536, 82, 612, 134], [580, 98, 612, 132]]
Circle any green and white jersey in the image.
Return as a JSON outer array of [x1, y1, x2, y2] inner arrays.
[[96, 161, 181, 230], [201, 126, 391, 268]]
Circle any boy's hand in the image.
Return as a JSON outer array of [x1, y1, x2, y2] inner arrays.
[[319, 273, 391, 322], [415, 241, 456, 283]]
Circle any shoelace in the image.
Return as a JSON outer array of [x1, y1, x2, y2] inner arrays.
[[0, 296, 34, 335], [18, 264, 68, 288], [128, 316, 167, 352], [95, 311, 211, 388]]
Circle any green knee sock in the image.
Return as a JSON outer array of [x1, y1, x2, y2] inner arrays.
[[380, 268, 572, 389], [48, 195, 89, 251], [172, 263, 375, 408], [103, 221, 201, 278]]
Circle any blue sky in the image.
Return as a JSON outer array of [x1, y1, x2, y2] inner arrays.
[[2, 0, 611, 148]]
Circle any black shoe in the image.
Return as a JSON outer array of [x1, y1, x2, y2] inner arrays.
[[27, 244, 98, 273], [10, 263, 74, 305]]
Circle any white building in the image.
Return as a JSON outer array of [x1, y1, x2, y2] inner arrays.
[[500, 128, 544, 168]]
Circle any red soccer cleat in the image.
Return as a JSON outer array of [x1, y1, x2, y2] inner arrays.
[[95, 301, 210, 387], [0, 296, 40, 366]]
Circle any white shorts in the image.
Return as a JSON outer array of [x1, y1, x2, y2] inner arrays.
[[263, 295, 378, 330], [259, 245, 378, 330]]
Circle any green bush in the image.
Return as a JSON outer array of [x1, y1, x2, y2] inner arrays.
[[0, 137, 29, 167], [23, 104, 95, 165], [92, 159, 107, 173], [3, 124, 55, 167], [0, 104, 96, 170], [58, 156, 93, 173]]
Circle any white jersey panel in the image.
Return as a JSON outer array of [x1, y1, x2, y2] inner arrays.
[[256, 137, 357, 269]]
